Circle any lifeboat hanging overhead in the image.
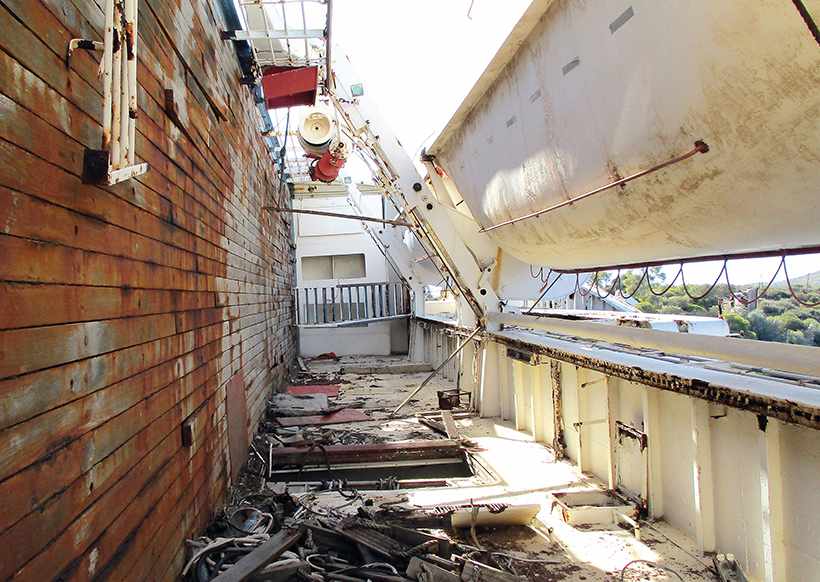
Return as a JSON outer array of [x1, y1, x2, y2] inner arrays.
[[427, 0, 820, 271]]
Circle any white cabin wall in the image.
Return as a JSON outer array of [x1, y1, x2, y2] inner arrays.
[[300, 322, 393, 358], [295, 194, 402, 357], [657, 391, 698, 539], [415, 319, 820, 581], [781, 421, 820, 580], [710, 407, 766, 574], [560, 363, 582, 464]]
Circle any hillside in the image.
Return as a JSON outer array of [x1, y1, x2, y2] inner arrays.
[[769, 268, 820, 289], [595, 269, 820, 346]]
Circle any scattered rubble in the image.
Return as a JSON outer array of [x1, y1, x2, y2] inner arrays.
[[185, 361, 700, 582], [183, 485, 545, 582]]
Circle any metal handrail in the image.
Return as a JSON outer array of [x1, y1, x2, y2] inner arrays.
[[294, 281, 410, 326]]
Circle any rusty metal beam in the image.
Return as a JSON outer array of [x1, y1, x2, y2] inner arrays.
[[490, 331, 820, 432], [263, 206, 414, 227], [487, 311, 820, 378]]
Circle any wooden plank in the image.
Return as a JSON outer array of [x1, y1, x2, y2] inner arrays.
[[1, 431, 182, 581], [457, 559, 528, 582], [286, 385, 341, 397], [0, 359, 224, 573], [442, 411, 460, 440], [269, 440, 463, 468], [61, 395, 225, 582], [0, 50, 99, 150], [276, 408, 371, 427], [0, 2, 295, 582], [122, 424, 229, 582], [0, 234, 215, 292], [0, 282, 216, 331], [0, 91, 91, 173], [406, 557, 460, 582], [0, 366, 216, 534], [226, 370, 248, 482], [0, 312, 177, 378], [209, 527, 305, 582], [0, 322, 221, 431], [0, 4, 103, 119], [0, 336, 221, 483], [0, 187, 223, 278], [0, 136, 231, 270]]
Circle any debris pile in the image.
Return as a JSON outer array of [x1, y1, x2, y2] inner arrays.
[[183, 487, 538, 582]]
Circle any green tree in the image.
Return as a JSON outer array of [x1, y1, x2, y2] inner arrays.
[[749, 311, 787, 343], [636, 301, 657, 313], [776, 314, 807, 332], [723, 313, 751, 336]]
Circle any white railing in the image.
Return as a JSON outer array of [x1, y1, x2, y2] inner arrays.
[[76, 0, 148, 185], [294, 281, 410, 326]]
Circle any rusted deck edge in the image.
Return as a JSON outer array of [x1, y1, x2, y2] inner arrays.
[[414, 316, 820, 431]]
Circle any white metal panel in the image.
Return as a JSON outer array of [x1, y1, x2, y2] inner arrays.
[[430, 0, 820, 269], [658, 391, 697, 537]]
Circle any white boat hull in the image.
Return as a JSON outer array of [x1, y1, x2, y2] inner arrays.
[[429, 0, 820, 270]]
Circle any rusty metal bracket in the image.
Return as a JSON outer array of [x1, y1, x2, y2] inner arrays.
[[66, 38, 103, 69], [616, 420, 648, 452], [81, 149, 109, 184]]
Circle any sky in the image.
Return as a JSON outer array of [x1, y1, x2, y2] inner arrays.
[[329, 1, 819, 286], [332, 0, 532, 160]]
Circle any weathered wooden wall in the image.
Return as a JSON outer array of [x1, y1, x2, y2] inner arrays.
[[0, 0, 296, 580]]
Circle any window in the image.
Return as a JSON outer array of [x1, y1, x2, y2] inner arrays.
[[302, 253, 366, 280]]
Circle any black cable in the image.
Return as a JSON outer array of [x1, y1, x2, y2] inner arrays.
[[784, 257, 820, 306], [296, 443, 332, 481], [681, 262, 725, 301], [792, 0, 820, 47], [525, 271, 561, 314], [647, 264, 682, 296], [620, 559, 684, 582], [617, 268, 648, 299], [724, 256, 783, 306]]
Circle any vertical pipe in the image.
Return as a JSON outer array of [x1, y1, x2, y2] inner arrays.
[[325, 0, 333, 92], [760, 419, 786, 582], [126, 0, 138, 165], [299, 0, 309, 64], [110, 4, 123, 167], [281, 0, 292, 64], [119, 16, 129, 169], [294, 288, 300, 325], [531, 364, 544, 442], [102, 0, 115, 150], [642, 388, 664, 519]]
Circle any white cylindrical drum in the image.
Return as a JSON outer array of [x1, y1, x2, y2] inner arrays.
[[298, 104, 337, 157]]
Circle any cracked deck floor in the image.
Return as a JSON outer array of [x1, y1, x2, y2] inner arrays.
[[276, 355, 717, 581]]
